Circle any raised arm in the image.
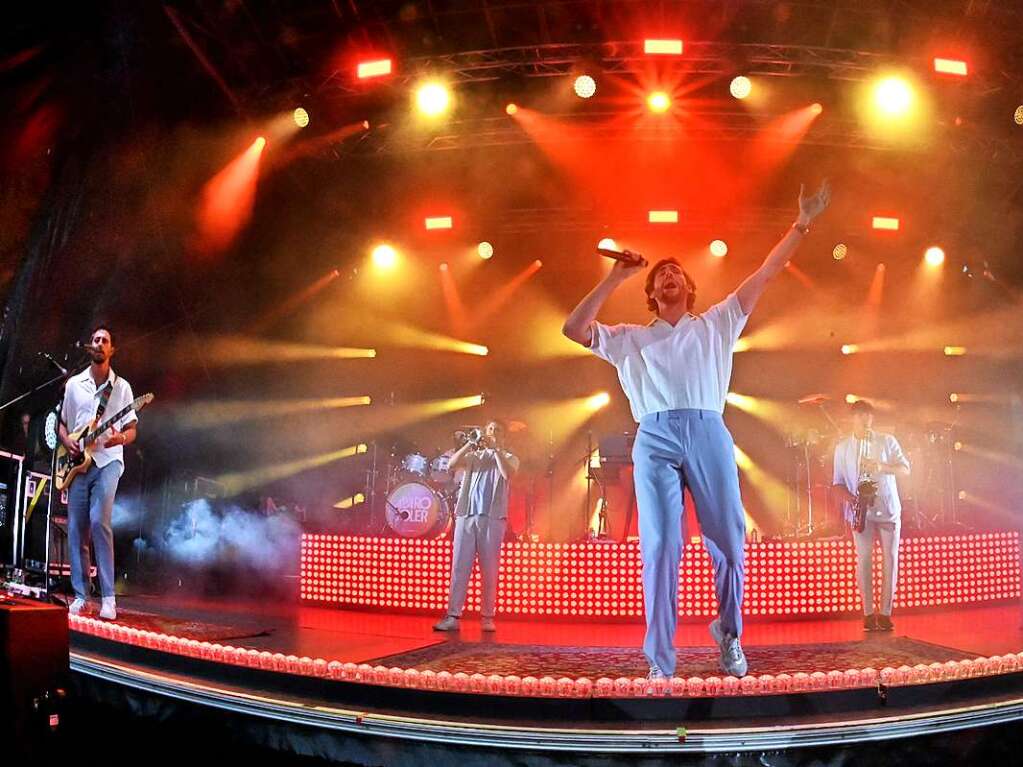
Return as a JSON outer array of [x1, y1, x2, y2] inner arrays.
[[562, 259, 645, 346], [735, 180, 831, 315]]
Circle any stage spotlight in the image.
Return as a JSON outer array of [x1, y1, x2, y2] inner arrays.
[[957, 490, 967, 501], [1014, 106, 1023, 125], [925, 246, 945, 266], [833, 243, 848, 260], [873, 76, 914, 117], [477, 241, 494, 259], [586, 392, 611, 411], [949, 392, 959, 403], [597, 237, 618, 251], [416, 81, 451, 117], [254, 136, 267, 150], [810, 102, 824, 115], [953, 441, 963, 451], [644, 39, 683, 55], [933, 58, 968, 76], [648, 210, 678, 223], [845, 394, 858, 404], [424, 216, 453, 230], [729, 76, 752, 100], [710, 239, 728, 257], [371, 244, 398, 269], [357, 58, 393, 79], [872, 216, 900, 231], [439, 262, 448, 271], [841, 344, 858, 355], [944, 346, 967, 356], [293, 107, 310, 128], [574, 75, 597, 99], [647, 91, 671, 113], [505, 103, 518, 115], [534, 259, 543, 268]]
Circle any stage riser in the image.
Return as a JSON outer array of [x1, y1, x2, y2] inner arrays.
[[300, 532, 1021, 618]]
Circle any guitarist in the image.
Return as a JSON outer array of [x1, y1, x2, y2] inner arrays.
[[59, 326, 138, 620], [832, 400, 910, 632]]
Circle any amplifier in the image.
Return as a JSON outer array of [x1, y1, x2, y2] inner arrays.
[[0, 594, 69, 750]]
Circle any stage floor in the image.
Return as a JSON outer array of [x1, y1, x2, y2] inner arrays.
[[64, 590, 1023, 758], [77, 592, 1023, 677]]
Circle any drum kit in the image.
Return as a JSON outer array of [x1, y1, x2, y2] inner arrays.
[[384, 432, 473, 539]]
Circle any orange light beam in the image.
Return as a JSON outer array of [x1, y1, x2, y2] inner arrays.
[[784, 262, 816, 289], [268, 122, 369, 170], [248, 269, 342, 334], [866, 263, 886, 308], [195, 136, 266, 257], [439, 263, 468, 336], [470, 259, 543, 328]]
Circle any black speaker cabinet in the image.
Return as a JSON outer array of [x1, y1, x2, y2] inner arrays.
[[0, 595, 69, 748]]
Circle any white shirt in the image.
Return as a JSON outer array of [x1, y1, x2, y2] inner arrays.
[[832, 432, 910, 524], [589, 293, 749, 421], [60, 367, 138, 471], [454, 448, 520, 519]]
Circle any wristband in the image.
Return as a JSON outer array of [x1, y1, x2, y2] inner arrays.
[[792, 221, 810, 235]]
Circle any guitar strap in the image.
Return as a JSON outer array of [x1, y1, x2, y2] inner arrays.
[[95, 378, 114, 422]]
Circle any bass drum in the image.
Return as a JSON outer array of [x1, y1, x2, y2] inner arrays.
[[385, 481, 452, 538]]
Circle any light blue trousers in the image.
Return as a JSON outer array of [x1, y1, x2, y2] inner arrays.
[[633, 410, 746, 675], [446, 515, 506, 619], [67, 461, 122, 600]]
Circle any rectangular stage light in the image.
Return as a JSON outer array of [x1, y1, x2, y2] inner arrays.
[[644, 39, 683, 55], [944, 346, 967, 356], [648, 210, 679, 223], [872, 216, 900, 231], [933, 58, 968, 76], [424, 216, 453, 230], [357, 59, 393, 79]]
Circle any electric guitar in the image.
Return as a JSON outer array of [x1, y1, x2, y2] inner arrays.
[[54, 393, 154, 491]]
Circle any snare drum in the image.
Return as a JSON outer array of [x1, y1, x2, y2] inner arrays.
[[385, 482, 452, 538], [400, 452, 429, 477]]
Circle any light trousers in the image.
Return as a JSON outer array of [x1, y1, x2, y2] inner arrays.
[[852, 518, 900, 616], [67, 461, 121, 600], [445, 514, 506, 619], [633, 410, 746, 675]]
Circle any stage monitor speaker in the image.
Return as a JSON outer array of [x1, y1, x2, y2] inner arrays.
[[0, 595, 69, 750], [0, 451, 24, 568]]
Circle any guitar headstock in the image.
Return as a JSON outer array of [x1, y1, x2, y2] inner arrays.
[[134, 392, 155, 412]]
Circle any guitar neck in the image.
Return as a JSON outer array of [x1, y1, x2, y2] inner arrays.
[[83, 404, 135, 446]]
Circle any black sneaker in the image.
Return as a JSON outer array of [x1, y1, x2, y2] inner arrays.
[[863, 614, 879, 631], [876, 614, 894, 631]]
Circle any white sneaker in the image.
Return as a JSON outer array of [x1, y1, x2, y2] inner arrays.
[[69, 597, 87, 616], [645, 665, 668, 696], [99, 597, 117, 621], [709, 618, 748, 677], [433, 615, 459, 631], [480, 617, 496, 632]]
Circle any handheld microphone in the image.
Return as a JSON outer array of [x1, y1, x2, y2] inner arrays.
[[597, 247, 648, 267]]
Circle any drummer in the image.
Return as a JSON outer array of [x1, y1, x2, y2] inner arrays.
[[434, 419, 519, 633]]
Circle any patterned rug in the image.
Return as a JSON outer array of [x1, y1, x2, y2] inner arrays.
[[366, 636, 973, 678], [79, 607, 272, 643]]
